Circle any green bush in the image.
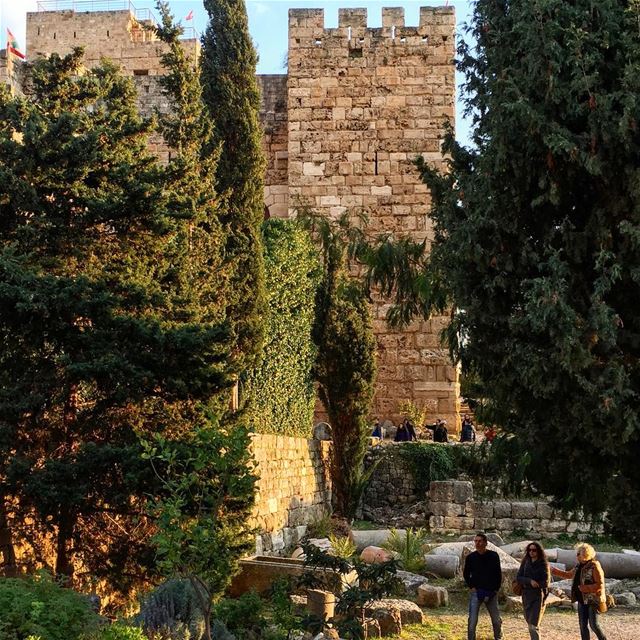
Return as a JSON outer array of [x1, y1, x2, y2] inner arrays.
[[382, 528, 428, 574], [0, 573, 99, 640], [136, 579, 205, 640], [212, 592, 266, 639], [394, 437, 536, 498], [243, 219, 322, 437], [89, 624, 146, 640]]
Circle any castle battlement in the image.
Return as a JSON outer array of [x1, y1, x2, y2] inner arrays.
[[288, 6, 455, 49], [27, 6, 198, 76]]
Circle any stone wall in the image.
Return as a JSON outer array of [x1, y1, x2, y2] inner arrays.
[[361, 446, 602, 536], [258, 75, 289, 219], [250, 434, 331, 555], [26, 9, 199, 75], [286, 7, 459, 426], [427, 480, 603, 537], [0, 50, 24, 96]]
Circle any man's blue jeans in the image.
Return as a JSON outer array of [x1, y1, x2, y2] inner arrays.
[[468, 591, 503, 640], [577, 603, 607, 640]]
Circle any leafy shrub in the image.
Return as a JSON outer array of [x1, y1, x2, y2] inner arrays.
[[328, 535, 356, 560], [381, 528, 427, 574], [0, 573, 99, 640], [212, 592, 266, 639], [306, 513, 333, 538], [209, 621, 235, 640], [136, 579, 205, 640], [89, 624, 146, 640], [298, 542, 402, 640]]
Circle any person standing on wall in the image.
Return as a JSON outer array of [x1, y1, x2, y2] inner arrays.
[[463, 532, 503, 640], [516, 541, 551, 640], [551, 543, 608, 640]]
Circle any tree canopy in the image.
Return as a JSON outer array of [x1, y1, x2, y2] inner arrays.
[[367, 0, 640, 542], [201, 0, 267, 386]]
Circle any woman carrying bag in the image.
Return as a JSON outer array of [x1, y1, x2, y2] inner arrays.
[[515, 542, 551, 640], [551, 542, 608, 640]]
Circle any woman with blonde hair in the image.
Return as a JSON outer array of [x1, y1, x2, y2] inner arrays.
[[551, 543, 608, 640], [516, 541, 550, 640]]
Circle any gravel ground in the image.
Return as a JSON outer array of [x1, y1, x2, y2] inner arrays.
[[500, 608, 639, 640], [410, 607, 640, 640]]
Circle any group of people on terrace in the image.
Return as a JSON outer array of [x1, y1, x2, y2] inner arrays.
[[372, 413, 496, 444]]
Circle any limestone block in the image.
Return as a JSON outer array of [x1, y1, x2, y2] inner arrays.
[[535, 502, 554, 520], [307, 589, 336, 621], [493, 502, 512, 518], [416, 583, 448, 607], [429, 501, 464, 517], [452, 481, 474, 504], [443, 516, 474, 531], [365, 599, 423, 628], [473, 502, 495, 518], [396, 570, 429, 595], [351, 530, 404, 552], [512, 502, 536, 519], [429, 481, 455, 502], [473, 517, 497, 531]]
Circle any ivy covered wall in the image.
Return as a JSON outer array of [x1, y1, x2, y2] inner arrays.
[[243, 219, 321, 436]]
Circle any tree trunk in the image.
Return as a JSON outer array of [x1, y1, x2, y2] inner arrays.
[[55, 506, 75, 581], [0, 493, 17, 577]]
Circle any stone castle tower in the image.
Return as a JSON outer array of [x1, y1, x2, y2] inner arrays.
[[2, 3, 460, 429]]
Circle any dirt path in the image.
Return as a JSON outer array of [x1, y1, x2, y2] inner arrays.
[[414, 608, 640, 640]]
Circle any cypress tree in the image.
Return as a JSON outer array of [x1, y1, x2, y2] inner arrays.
[[368, 1, 640, 542], [200, 0, 267, 387]]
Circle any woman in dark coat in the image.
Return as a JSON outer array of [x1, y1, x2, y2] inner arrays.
[[516, 541, 551, 640]]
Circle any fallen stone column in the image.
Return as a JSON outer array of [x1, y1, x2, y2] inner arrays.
[[423, 554, 460, 578], [555, 549, 640, 579], [351, 529, 404, 552]]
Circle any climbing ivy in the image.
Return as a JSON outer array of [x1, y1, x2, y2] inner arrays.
[[395, 437, 536, 497], [243, 219, 321, 437]]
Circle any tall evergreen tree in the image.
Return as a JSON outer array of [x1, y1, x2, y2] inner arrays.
[[301, 211, 377, 519], [0, 40, 231, 591], [200, 0, 266, 387], [367, 0, 640, 543]]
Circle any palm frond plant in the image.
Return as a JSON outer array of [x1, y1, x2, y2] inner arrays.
[[381, 528, 428, 574]]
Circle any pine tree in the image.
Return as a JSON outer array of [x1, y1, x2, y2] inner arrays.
[[0, 39, 231, 589], [368, 1, 640, 543], [200, 0, 266, 386]]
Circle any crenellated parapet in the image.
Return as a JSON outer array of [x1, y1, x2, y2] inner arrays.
[[288, 6, 455, 55]]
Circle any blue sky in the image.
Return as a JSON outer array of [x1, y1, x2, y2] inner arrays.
[[1, 0, 475, 143]]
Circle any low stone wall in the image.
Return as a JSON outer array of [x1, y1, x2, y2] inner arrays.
[[360, 446, 603, 536], [250, 434, 331, 555], [361, 445, 420, 523], [427, 480, 603, 537]]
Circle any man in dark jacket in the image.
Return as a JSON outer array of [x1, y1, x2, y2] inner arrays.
[[463, 532, 503, 640]]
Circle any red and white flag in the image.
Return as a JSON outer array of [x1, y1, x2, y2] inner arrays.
[[6, 29, 25, 60], [185, 10, 194, 21]]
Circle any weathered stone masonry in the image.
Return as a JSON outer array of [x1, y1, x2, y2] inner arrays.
[[263, 7, 460, 427], [5, 4, 460, 426], [250, 434, 331, 555]]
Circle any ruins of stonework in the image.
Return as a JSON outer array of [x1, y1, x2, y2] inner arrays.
[[1, 1, 460, 429]]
